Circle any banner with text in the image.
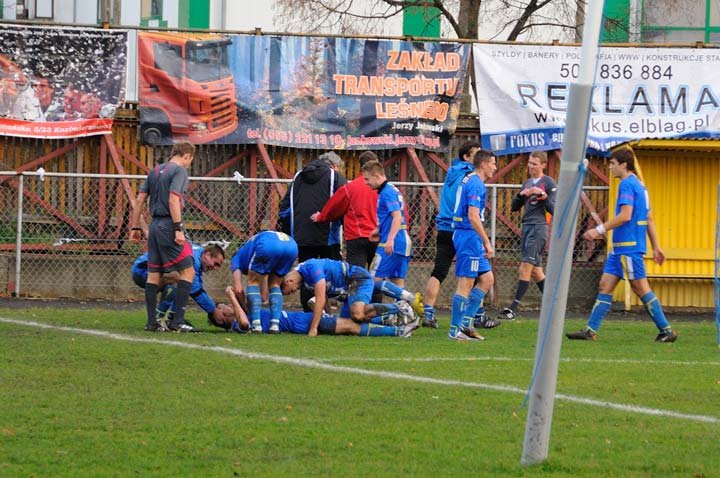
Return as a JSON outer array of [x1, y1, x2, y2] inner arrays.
[[473, 44, 720, 155], [0, 25, 127, 139], [138, 33, 470, 151]]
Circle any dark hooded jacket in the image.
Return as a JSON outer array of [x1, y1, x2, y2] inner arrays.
[[279, 159, 347, 247]]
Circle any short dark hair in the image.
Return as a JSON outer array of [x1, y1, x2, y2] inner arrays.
[[458, 140, 481, 161], [204, 244, 225, 259], [611, 149, 636, 172], [473, 149, 495, 168], [358, 151, 378, 167], [360, 160, 385, 175], [171, 142, 196, 158]]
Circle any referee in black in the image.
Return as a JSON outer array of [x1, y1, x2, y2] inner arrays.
[[130, 142, 198, 332]]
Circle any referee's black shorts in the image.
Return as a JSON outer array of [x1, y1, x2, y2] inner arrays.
[[147, 217, 194, 273]]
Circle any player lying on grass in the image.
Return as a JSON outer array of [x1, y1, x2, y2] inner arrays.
[[280, 258, 421, 336], [212, 286, 419, 337]]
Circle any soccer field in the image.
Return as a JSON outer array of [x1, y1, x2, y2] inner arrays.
[[0, 305, 718, 478]]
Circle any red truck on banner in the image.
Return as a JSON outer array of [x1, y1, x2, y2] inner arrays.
[[138, 32, 238, 145]]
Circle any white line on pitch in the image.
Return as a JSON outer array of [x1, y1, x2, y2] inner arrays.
[[318, 356, 720, 367], [2, 317, 718, 425]]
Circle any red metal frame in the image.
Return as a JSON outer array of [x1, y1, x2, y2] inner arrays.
[[5, 137, 609, 254]]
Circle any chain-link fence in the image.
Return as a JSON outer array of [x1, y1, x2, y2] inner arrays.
[[1, 171, 608, 311]]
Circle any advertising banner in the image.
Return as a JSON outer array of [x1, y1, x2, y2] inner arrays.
[[0, 25, 127, 138], [473, 43, 720, 155], [138, 32, 470, 152]]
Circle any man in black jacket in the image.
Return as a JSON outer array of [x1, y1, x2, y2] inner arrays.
[[280, 151, 347, 311]]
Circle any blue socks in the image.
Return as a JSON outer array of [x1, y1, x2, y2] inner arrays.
[[450, 294, 468, 335], [641, 291, 671, 331], [375, 280, 413, 301], [247, 284, 261, 330], [156, 284, 176, 322], [424, 304, 435, 322], [359, 323, 398, 336], [269, 286, 283, 330], [587, 293, 612, 332], [463, 288, 486, 328], [586, 291, 671, 333]]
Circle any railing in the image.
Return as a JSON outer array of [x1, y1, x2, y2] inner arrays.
[[0, 170, 608, 309]]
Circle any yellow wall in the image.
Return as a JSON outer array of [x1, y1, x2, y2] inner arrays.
[[611, 146, 719, 308]]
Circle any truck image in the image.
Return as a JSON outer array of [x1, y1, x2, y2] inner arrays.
[[138, 32, 238, 145]]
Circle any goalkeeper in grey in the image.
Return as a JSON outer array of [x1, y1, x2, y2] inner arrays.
[[498, 151, 556, 320]]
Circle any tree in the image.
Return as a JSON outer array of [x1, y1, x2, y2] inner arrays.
[[273, 0, 583, 42], [274, 1, 584, 112]]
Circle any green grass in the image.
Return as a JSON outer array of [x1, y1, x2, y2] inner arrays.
[[0, 306, 718, 477]]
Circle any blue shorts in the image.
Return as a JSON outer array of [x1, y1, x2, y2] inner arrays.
[[261, 309, 336, 334], [231, 233, 298, 276], [369, 249, 409, 279], [282, 311, 337, 335], [604, 251, 647, 280], [453, 229, 491, 278]]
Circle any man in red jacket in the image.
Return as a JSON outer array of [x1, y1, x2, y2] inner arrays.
[[311, 150, 379, 271]]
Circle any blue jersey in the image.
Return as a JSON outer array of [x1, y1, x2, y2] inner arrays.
[[230, 231, 298, 276], [376, 181, 411, 256], [452, 173, 486, 231], [297, 258, 353, 298], [612, 174, 650, 254], [131, 253, 149, 279], [436, 159, 474, 232], [190, 245, 216, 314], [130, 245, 214, 315]]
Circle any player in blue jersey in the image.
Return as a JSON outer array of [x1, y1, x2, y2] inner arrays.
[[420, 140, 479, 329], [566, 149, 677, 342], [131, 243, 225, 330], [448, 149, 497, 341], [280, 258, 419, 336], [361, 160, 424, 316], [213, 286, 418, 337], [230, 231, 298, 334]]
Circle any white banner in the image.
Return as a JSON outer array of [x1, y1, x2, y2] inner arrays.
[[473, 44, 720, 155]]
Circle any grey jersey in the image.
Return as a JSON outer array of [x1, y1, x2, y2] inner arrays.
[[511, 175, 556, 225], [140, 162, 189, 218]]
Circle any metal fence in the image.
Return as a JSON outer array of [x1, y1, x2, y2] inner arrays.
[[1, 171, 608, 311]]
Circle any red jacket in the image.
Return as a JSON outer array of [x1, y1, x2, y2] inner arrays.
[[316, 175, 378, 241]]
